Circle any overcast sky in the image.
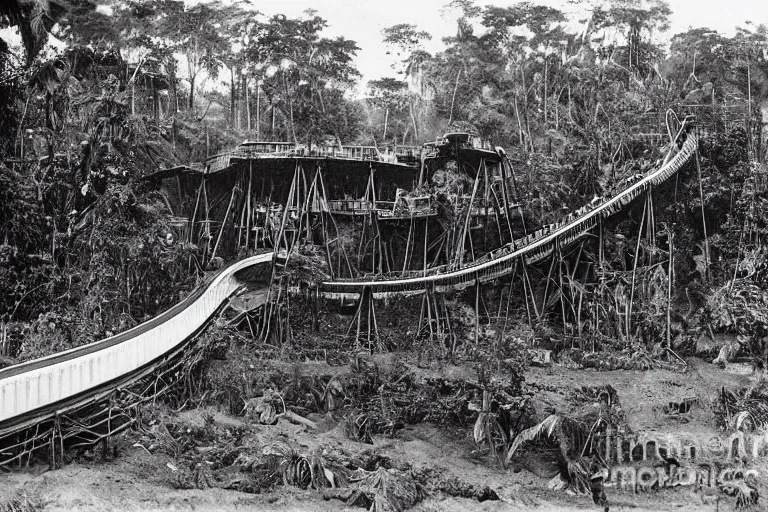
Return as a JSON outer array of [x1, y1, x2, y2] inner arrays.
[[248, 0, 766, 90], [3, 0, 764, 94]]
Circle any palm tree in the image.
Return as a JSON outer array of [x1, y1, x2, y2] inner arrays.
[[0, 0, 67, 64]]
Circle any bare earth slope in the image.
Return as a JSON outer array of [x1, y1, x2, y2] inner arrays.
[[0, 357, 758, 512]]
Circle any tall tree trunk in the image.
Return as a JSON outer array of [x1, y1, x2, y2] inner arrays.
[[408, 96, 419, 140], [449, 68, 462, 125], [383, 108, 389, 140], [256, 85, 260, 140], [284, 74, 298, 144], [168, 63, 178, 116], [230, 68, 236, 128], [245, 75, 251, 132], [513, 94, 525, 149], [759, 101, 768, 163], [543, 58, 548, 125], [153, 79, 159, 120], [188, 76, 196, 111], [520, 66, 533, 153]]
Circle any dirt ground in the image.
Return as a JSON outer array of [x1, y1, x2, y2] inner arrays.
[[0, 357, 761, 512]]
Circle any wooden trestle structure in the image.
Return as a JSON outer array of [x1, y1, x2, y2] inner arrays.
[[1, 114, 720, 468], [151, 133, 534, 347], [3, 106, 755, 471], [150, 121, 708, 349]]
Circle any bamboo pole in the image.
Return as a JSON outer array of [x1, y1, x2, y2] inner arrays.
[[441, 294, 454, 356], [571, 240, 585, 282], [187, 178, 203, 271], [245, 159, 253, 252], [318, 170, 354, 277], [520, 262, 533, 327], [201, 178, 210, 264], [474, 278, 481, 345], [417, 150, 427, 187], [695, 150, 711, 281], [260, 166, 299, 341], [366, 288, 373, 352], [371, 291, 380, 352], [315, 167, 335, 280], [666, 230, 674, 349], [555, 240, 576, 334], [210, 184, 238, 263], [423, 217, 428, 277], [357, 213, 368, 271], [627, 193, 648, 338], [276, 165, 298, 262], [540, 253, 557, 316], [357, 171, 375, 269], [499, 155, 535, 319], [403, 217, 414, 272], [729, 209, 749, 294], [598, 216, 604, 268], [488, 176, 506, 244], [236, 189, 247, 252], [522, 260, 539, 321], [483, 164, 490, 252], [502, 261, 518, 335], [375, 213, 383, 274], [417, 291, 426, 338], [431, 233, 446, 266], [293, 166, 318, 253], [425, 288, 435, 341], [347, 289, 365, 351], [457, 160, 483, 266]]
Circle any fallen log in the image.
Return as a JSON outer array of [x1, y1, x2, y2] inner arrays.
[[281, 410, 318, 430]]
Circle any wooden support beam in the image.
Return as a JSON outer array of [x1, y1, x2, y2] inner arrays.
[[201, 177, 210, 264], [347, 287, 378, 352], [666, 230, 674, 349], [474, 278, 481, 345], [245, 159, 253, 252], [488, 174, 506, 245], [540, 253, 557, 317], [695, 150, 711, 281], [318, 170, 353, 278], [403, 217, 414, 272], [457, 160, 483, 267], [315, 167, 335, 280], [627, 191, 649, 338], [521, 257, 539, 323], [557, 241, 568, 335], [425, 288, 435, 341], [423, 217, 429, 276], [498, 156, 516, 242], [210, 185, 238, 263], [502, 260, 518, 335], [483, 164, 490, 253]]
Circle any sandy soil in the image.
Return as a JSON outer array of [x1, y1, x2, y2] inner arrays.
[[0, 357, 760, 512]]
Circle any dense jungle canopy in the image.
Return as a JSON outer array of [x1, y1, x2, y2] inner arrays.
[[0, 0, 767, 366], [7, 2, 768, 510]]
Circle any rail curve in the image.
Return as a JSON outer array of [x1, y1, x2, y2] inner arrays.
[[0, 253, 273, 461], [0, 131, 698, 466], [321, 133, 698, 295]]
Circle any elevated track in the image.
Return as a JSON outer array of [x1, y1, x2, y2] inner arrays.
[[1, 129, 698, 467], [0, 253, 272, 467], [322, 133, 698, 296]]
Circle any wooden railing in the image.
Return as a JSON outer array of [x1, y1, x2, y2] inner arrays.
[[203, 142, 422, 173], [321, 134, 698, 295]]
